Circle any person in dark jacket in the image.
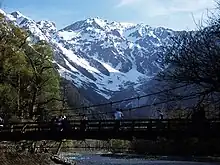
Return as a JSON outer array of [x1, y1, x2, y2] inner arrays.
[[192, 104, 208, 132], [80, 114, 88, 131], [62, 115, 71, 131]]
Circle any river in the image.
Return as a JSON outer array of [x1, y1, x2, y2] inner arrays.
[[62, 152, 220, 165]]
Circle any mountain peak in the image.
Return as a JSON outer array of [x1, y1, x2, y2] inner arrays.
[[0, 9, 6, 15], [37, 20, 56, 29], [36, 20, 57, 39], [10, 11, 28, 19], [87, 16, 102, 21], [86, 16, 105, 21], [1, 9, 175, 101], [86, 17, 107, 27]]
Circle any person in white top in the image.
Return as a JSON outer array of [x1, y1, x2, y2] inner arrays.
[[114, 109, 124, 120], [157, 110, 164, 119], [0, 117, 4, 131]]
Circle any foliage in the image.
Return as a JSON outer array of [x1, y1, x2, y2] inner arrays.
[[160, 29, 220, 93], [110, 139, 130, 152], [158, 6, 220, 114], [0, 13, 61, 120]]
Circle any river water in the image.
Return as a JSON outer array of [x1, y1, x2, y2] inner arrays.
[[64, 152, 220, 165]]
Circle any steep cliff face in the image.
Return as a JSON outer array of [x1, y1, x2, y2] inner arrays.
[[1, 9, 178, 115], [55, 18, 174, 99]]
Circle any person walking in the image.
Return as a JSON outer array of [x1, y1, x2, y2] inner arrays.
[[114, 109, 124, 131], [80, 114, 88, 131], [114, 108, 124, 120], [157, 110, 164, 120], [0, 116, 4, 131]]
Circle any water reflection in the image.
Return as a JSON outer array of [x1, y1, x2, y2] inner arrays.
[[67, 154, 219, 165]]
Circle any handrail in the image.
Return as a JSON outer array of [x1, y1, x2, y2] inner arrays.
[[5, 118, 220, 125], [0, 118, 217, 132], [0, 118, 218, 141]]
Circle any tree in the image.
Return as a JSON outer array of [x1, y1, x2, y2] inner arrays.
[[159, 13, 220, 114], [0, 13, 61, 120], [0, 13, 31, 116], [25, 40, 62, 118]]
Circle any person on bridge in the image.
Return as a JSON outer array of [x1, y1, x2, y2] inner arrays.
[[61, 115, 71, 131], [157, 110, 164, 120], [114, 109, 124, 131], [192, 104, 208, 132], [56, 115, 64, 131], [0, 116, 4, 131], [80, 114, 88, 131], [114, 108, 124, 120]]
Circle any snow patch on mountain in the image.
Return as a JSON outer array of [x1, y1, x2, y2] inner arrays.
[[2, 10, 174, 100], [101, 62, 120, 73], [58, 31, 79, 41]]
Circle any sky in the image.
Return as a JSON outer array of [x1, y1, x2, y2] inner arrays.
[[1, 0, 216, 30]]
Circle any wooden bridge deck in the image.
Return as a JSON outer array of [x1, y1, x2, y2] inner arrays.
[[0, 119, 219, 141]]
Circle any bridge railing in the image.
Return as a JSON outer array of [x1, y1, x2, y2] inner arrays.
[[0, 119, 220, 133]]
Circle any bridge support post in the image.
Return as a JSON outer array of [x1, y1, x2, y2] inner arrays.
[[28, 141, 37, 153], [56, 140, 63, 155], [102, 139, 111, 151]]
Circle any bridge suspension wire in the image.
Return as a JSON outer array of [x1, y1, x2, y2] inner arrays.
[[61, 71, 67, 115], [52, 84, 190, 112], [66, 91, 201, 117]]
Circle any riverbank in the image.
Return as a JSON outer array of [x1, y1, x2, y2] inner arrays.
[[0, 152, 54, 165], [0, 152, 76, 165], [1, 150, 220, 165]]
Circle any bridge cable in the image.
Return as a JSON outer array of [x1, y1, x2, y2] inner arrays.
[[52, 84, 190, 112], [66, 91, 201, 117]]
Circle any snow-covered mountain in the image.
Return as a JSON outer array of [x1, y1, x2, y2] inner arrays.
[[0, 9, 176, 104]]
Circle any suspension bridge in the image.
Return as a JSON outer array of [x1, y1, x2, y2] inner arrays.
[[0, 118, 219, 141], [50, 84, 202, 119], [0, 85, 217, 142]]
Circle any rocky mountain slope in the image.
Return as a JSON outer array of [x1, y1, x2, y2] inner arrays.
[[0, 9, 177, 114]]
